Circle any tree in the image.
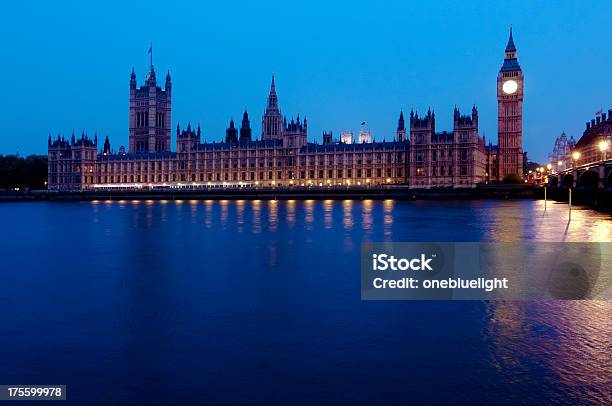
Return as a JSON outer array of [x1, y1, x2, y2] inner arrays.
[[0, 155, 48, 190], [502, 173, 523, 184]]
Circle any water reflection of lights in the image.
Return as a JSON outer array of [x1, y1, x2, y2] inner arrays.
[[252, 200, 261, 234], [204, 200, 213, 228], [190, 199, 198, 221], [324, 200, 333, 229], [343, 199, 355, 252], [268, 200, 278, 232], [383, 199, 394, 239], [343, 200, 354, 231], [286, 200, 296, 227], [236, 200, 245, 232], [304, 200, 314, 230], [220, 200, 228, 227], [522, 201, 612, 242], [361, 199, 373, 232]]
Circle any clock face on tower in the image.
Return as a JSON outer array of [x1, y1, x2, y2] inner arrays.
[[502, 79, 518, 94]]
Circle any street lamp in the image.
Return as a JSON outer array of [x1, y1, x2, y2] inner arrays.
[[546, 163, 552, 170], [572, 151, 581, 169], [598, 139, 609, 161]]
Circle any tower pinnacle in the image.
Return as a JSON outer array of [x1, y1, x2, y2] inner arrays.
[[505, 26, 516, 53], [149, 44, 153, 70], [262, 74, 283, 140], [266, 74, 279, 110]]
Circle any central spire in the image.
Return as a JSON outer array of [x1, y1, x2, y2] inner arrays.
[[262, 74, 283, 140], [267, 74, 278, 110], [270, 74, 276, 95]]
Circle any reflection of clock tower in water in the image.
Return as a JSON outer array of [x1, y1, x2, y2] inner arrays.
[[497, 28, 524, 180]]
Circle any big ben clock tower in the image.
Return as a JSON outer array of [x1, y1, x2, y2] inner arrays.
[[497, 28, 524, 180]]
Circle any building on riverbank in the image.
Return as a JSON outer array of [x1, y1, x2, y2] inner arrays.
[[47, 74, 486, 190], [548, 132, 576, 171], [571, 110, 612, 166], [48, 30, 523, 191]]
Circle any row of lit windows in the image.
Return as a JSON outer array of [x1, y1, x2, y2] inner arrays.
[[415, 167, 469, 176], [91, 168, 405, 185], [97, 158, 406, 173]]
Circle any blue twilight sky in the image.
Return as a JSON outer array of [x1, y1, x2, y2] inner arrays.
[[0, 0, 610, 162]]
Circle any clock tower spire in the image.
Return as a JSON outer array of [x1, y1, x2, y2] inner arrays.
[[497, 27, 524, 181]]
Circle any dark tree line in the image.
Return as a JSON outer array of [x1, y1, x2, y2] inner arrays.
[[0, 155, 48, 190]]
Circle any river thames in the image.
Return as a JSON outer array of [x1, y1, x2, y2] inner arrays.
[[0, 199, 610, 404]]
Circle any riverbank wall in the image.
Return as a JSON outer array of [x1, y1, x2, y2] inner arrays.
[[1, 185, 538, 202]]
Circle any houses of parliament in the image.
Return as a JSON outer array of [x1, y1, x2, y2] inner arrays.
[[48, 30, 524, 191]]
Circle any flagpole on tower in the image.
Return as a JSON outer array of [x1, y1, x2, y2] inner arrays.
[[149, 44, 153, 69]]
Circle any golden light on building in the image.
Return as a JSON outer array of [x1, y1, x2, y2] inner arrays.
[[598, 140, 609, 152], [572, 151, 581, 160]]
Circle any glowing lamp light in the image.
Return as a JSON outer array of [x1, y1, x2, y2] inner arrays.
[[546, 164, 552, 170], [572, 151, 581, 160], [557, 161, 562, 166], [599, 140, 609, 152]]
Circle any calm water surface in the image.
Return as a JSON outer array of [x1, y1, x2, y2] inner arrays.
[[0, 199, 610, 405]]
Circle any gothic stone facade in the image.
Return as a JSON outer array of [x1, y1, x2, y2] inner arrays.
[[48, 32, 521, 191], [408, 108, 487, 187], [128, 64, 171, 153]]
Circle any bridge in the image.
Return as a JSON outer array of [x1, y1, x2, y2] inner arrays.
[[548, 159, 612, 191]]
